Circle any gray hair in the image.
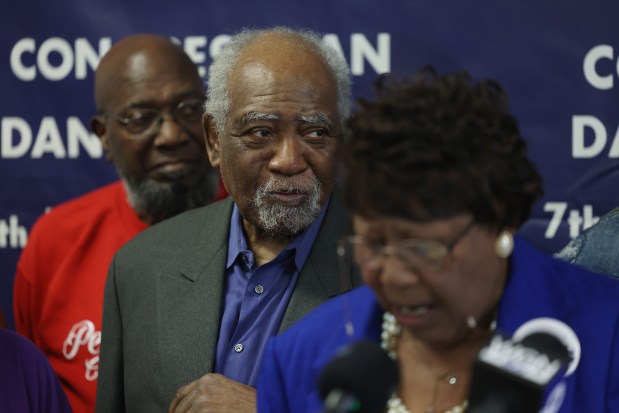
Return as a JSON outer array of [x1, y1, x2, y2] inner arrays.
[[205, 27, 352, 135]]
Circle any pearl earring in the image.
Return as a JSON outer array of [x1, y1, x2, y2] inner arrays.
[[495, 230, 514, 258]]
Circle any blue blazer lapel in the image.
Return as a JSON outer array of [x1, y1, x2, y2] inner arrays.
[[497, 237, 578, 336]]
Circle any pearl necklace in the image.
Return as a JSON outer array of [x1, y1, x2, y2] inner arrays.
[[381, 312, 469, 413]]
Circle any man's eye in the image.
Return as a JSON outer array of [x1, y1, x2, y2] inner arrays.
[[307, 130, 326, 138], [305, 129, 328, 143], [127, 111, 158, 127], [176, 101, 203, 122], [250, 129, 272, 138]]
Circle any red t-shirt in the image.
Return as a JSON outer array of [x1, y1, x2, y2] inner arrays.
[[14, 181, 148, 413]]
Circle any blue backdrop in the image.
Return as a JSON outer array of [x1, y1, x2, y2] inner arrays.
[[2, 0, 618, 329]]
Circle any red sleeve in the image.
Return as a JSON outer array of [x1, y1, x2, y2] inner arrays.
[[13, 214, 48, 341]]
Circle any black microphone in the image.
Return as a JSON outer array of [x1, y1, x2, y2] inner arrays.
[[317, 340, 399, 413], [467, 330, 571, 413]]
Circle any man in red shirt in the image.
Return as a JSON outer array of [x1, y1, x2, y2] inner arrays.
[[13, 34, 221, 413]]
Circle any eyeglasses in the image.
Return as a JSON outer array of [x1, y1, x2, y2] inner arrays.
[[113, 98, 204, 135], [338, 220, 475, 273]]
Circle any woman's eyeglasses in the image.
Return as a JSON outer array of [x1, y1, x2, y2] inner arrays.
[[338, 220, 475, 273]]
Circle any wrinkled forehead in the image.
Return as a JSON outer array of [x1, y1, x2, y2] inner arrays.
[[227, 60, 338, 121], [230, 34, 336, 95]]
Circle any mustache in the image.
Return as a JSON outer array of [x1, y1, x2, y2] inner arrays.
[[261, 176, 319, 194]]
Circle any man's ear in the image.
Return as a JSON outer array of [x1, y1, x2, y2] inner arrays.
[[203, 113, 221, 168], [91, 115, 112, 162]]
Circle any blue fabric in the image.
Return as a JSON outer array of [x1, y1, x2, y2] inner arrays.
[[555, 207, 619, 278], [0, 328, 72, 413], [214, 201, 329, 386], [257, 237, 619, 413]]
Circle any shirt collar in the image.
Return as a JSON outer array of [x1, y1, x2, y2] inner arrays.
[[226, 198, 331, 271]]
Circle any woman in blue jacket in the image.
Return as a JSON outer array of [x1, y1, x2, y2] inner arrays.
[[257, 68, 619, 413]]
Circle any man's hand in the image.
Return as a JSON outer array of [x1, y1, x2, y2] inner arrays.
[[168, 373, 256, 413]]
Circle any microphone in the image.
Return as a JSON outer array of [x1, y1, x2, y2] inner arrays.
[[467, 319, 577, 413], [317, 340, 399, 413]]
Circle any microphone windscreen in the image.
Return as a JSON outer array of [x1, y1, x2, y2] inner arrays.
[[318, 341, 398, 413], [520, 332, 569, 364], [468, 332, 570, 413]]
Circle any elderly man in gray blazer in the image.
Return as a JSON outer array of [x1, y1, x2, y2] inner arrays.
[[96, 27, 359, 413]]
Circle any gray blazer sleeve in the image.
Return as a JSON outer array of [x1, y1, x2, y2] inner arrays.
[[96, 256, 125, 413]]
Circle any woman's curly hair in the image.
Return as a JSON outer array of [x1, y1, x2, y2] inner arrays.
[[343, 67, 543, 229]]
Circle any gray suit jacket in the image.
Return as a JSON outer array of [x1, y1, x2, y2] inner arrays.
[[96, 194, 359, 413]]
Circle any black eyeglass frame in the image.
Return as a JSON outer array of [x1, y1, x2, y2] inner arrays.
[[337, 219, 476, 273], [110, 98, 205, 136]]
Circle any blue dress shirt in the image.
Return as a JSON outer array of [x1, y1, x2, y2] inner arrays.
[[214, 201, 329, 386]]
